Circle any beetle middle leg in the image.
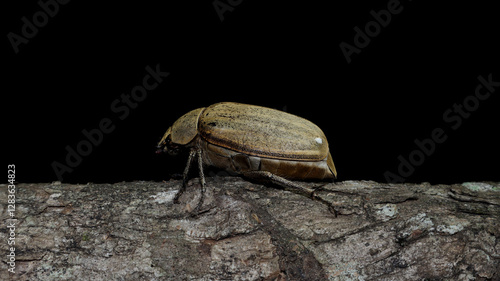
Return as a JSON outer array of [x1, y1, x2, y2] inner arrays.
[[174, 149, 207, 214], [193, 148, 206, 213], [174, 149, 196, 203]]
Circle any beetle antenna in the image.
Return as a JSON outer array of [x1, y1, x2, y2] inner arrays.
[[156, 145, 164, 154]]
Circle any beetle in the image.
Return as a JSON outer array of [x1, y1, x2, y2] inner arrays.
[[156, 102, 337, 212]]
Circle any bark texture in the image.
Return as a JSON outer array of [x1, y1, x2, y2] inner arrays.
[[1, 178, 500, 280]]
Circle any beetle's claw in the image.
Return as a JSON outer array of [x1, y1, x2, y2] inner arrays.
[[190, 196, 205, 215], [173, 190, 183, 204], [190, 204, 210, 217]]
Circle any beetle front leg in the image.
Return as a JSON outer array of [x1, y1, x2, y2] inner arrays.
[[174, 149, 196, 204]]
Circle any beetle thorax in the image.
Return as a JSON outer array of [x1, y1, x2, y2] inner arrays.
[[169, 107, 205, 145]]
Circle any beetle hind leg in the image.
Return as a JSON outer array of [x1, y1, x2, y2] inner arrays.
[[242, 171, 337, 216], [242, 171, 315, 196]]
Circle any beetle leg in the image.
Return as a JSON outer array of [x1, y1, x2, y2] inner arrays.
[[243, 171, 337, 216], [242, 171, 315, 196], [197, 149, 206, 187], [174, 149, 196, 204], [193, 149, 206, 213]]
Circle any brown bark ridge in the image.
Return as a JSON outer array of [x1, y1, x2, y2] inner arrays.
[[1, 178, 499, 280]]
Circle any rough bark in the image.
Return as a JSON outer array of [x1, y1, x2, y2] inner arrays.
[[1, 178, 499, 280]]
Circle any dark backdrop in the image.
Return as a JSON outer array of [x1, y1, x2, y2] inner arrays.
[[4, 1, 499, 184]]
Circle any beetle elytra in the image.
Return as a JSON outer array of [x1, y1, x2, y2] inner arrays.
[[156, 102, 337, 212]]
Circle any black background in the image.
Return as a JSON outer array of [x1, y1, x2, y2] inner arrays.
[[4, 1, 499, 184]]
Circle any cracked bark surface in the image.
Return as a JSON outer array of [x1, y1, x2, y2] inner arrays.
[[1, 178, 499, 280]]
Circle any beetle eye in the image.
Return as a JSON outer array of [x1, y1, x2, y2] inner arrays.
[[167, 144, 180, 155]]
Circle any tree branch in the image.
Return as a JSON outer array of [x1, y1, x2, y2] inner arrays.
[[1, 179, 499, 280]]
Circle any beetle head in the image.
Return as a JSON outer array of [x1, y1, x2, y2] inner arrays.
[[156, 108, 205, 155], [156, 127, 179, 155]]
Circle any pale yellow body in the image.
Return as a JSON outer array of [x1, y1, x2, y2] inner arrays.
[[158, 102, 337, 179]]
